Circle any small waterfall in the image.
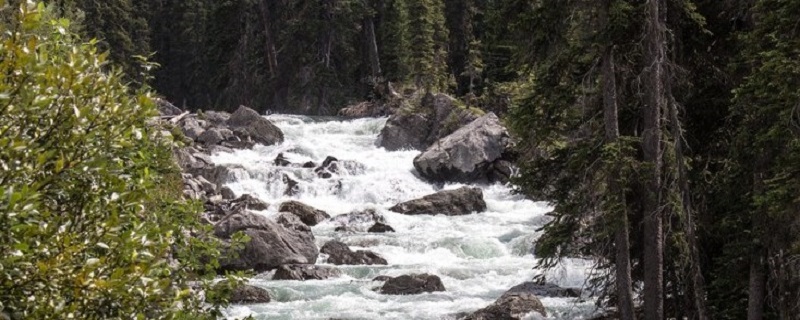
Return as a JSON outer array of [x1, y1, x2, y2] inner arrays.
[[215, 115, 596, 319]]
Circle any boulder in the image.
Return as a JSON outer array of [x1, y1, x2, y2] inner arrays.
[[230, 194, 269, 211], [155, 98, 183, 116], [413, 113, 511, 183], [377, 93, 479, 151], [197, 127, 233, 145], [506, 282, 581, 298], [229, 284, 271, 304], [282, 174, 300, 196], [389, 187, 486, 216], [377, 112, 431, 151], [378, 274, 445, 295], [372, 275, 394, 282], [274, 153, 291, 166], [331, 208, 386, 232], [320, 240, 387, 265], [279, 201, 330, 226], [272, 264, 342, 281], [226, 106, 284, 147], [463, 292, 546, 320], [180, 117, 206, 140], [202, 110, 230, 126], [214, 212, 318, 272], [220, 186, 237, 200], [367, 222, 395, 233]]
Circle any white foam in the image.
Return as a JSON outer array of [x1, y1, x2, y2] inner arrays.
[[215, 115, 595, 319]]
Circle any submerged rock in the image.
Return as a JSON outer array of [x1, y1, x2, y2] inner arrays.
[[413, 113, 512, 183], [463, 292, 546, 320], [506, 282, 581, 298], [214, 212, 318, 272], [367, 222, 395, 233], [378, 274, 446, 295], [389, 187, 486, 216], [320, 240, 387, 265], [331, 208, 387, 232], [272, 264, 342, 281], [279, 201, 330, 226]]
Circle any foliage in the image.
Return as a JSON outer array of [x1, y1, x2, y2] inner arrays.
[[0, 2, 243, 318]]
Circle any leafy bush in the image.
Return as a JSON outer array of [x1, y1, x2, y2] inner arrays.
[[0, 2, 240, 319]]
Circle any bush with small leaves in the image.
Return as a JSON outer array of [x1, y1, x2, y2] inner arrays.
[[0, 2, 245, 319]]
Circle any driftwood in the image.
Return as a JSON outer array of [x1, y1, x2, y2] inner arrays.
[[167, 111, 191, 124]]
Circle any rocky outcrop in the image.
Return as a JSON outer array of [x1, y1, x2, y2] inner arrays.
[[389, 187, 486, 216], [378, 274, 446, 295], [377, 93, 480, 151], [214, 212, 318, 272], [506, 282, 581, 298], [413, 113, 513, 183], [463, 292, 546, 320], [278, 201, 330, 226], [172, 105, 284, 151], [320, 240, 387, 265], [229, 284, 272, 304], [272, 264, 342, 281]]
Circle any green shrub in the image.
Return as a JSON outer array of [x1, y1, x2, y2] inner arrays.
[[0, 2, 240, 319]]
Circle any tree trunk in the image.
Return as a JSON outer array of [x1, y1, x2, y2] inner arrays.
[[643, 0, 666, 319], [363, 7, 382, 80], [258, 1, 279, 78], [667, 92, 709, 320], [603, 45, 636, 320], [748, 252, 766, 320]]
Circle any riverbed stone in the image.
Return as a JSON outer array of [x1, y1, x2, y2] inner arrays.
[[215, 212, 318, 272], [367, 222, 395, 233], [463, 291, 546, 319], [506, 281, 581, 298], [331, 208, 387, 232], [389, 187, 486, 216], [413, 113, 512, 183], [272, 264, 342, 281], [378, 274, 446, 295], [320, 240, 387, 265], [226, 105, 284, 147], [279, 201, 330, 226], [229, 284, 271, 304]]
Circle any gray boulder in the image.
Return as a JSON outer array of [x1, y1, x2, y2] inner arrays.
[[331, 208, 386, 232], [197, 127, 233, 145], [389, 187, 486, 216], [279, 201, 330, 226], [229, 284, 271, 304], [180, 117, 206, 140], [377, 112, 431, 151], [506, 282, 581, 298], [156, 98, 183, 116], [377, 93, 479, 151], [226, 106, 284, 147], [214, 212, 318, 272], [320, 240, 387, 265], [463, 292, 546, 320], [272, 264, 342, 281], [413, 113, 511, 183], [378, 274, 446, 295]]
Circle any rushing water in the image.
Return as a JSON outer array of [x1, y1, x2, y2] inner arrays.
[[212, 115, 597, 320]]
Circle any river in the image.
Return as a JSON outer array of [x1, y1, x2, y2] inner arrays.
[[211, 115, 597, 319]]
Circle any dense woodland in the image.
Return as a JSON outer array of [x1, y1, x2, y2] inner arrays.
[[1, 0, 799, 319]]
